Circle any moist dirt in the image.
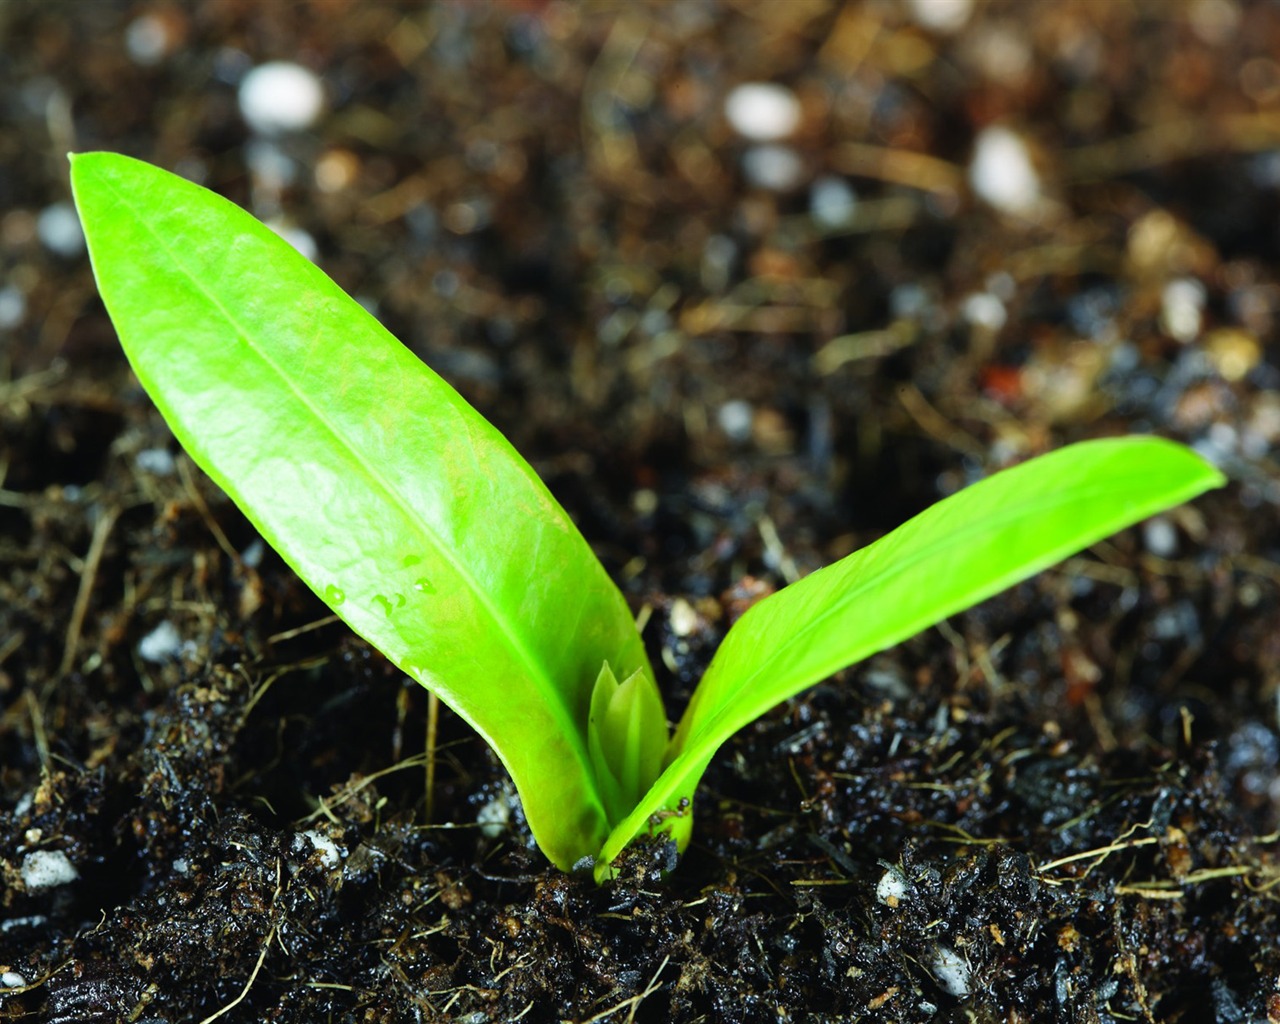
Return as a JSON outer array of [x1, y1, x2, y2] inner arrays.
[[2, 3, 1280, 1022]]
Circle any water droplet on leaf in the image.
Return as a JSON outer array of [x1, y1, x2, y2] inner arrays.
[[413, 577, 436, 594], [372, 592, 407, 616], [324, 584, 346, 606]]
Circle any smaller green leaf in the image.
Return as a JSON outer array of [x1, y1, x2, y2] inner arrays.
[[588, 663, 626, 824], [588, 662, 669, 826], [608, 669, 668, 804], [594, 437, 1224, 878]]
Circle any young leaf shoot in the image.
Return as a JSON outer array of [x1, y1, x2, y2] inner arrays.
[[70, 153, 1226, 879]]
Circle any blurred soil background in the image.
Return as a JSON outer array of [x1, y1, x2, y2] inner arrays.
[[3, 1, 1280, 1021]]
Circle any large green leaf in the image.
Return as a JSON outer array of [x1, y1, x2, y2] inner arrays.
[[71, 152, 654, 871], [595, 437, 1224, 876]]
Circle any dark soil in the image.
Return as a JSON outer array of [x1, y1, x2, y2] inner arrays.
[[4, 2, 1280, 1022]]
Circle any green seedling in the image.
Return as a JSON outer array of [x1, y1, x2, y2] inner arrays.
[[70, 153, 1225, 880]]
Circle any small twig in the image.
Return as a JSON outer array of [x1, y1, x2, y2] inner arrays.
[[241, 668, 284, 723], [0, 630, 24, 669], [1037, 836, 1159, 876], [298, 752, 429, 824], [757, 516, 799, 584], [492, 952, 532, 985], [25, 691, 50, 770], [196, 928, 272, 1024], [425, 691, 440, 823], [0, 956, 75, 998], [626, 958, 668, 1024], [0, 364, 66, 409], [934, 618, 970, 681], [897, 384, 986, 459], [1112, 885, 1184, 900], [237, 655, 329, 723], [1056, 556, 1138, 589], [972, 635, 1011, 696], [178, 455, 240, 564], [1083, 691, 1119, 753], [241, 655, 329, 721], [267, 615, 341, 645], [790, 878, 855, 887], [1114, 865, 1253, 900], [923, 820, 1010, 847], [832, 141, 964, 197], [633, 602, 653, 636], [574, 955, 669, 1024], [813, 324, 915, 375], [56, 504, 120, 682], [1244, 869, 1280, 894]]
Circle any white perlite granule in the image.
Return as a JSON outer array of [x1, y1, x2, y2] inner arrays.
[[20, 850, 78, 891]]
